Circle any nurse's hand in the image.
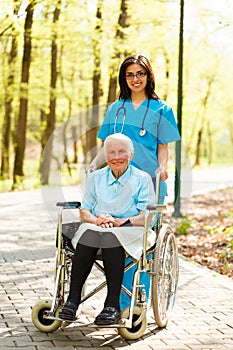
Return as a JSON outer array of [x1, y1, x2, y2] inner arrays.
[[155, 166, 168, 182], [86, 163, 97, 174]]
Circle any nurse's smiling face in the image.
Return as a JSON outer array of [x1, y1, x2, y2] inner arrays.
[[125, 64, 147, 94], [106, 139, 134, 179]]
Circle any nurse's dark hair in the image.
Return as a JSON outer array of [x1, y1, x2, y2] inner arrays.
[[118, 55, 159, 100]]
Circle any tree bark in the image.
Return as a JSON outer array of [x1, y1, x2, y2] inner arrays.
[[193, 76, 214, 167], [40, 2, 61, 185], [207, 120, 212, 166], [88, 0, 103, 161], [1, 33, 18, 179], [81, 0, 104, 165], [1, 1, 20, 179], [107, 0, 130, 104], [13, 1, 34, 187]]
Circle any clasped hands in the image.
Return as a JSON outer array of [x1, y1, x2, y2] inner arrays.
[[95, 214, 128, 228]]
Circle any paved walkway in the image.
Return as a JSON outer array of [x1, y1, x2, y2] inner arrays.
[[0, 187, 233, 349]]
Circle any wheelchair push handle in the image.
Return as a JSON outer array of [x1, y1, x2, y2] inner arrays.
[[146, 204, 166, 212], [56, 201, 81, 209], [147, 171, 166, 211]]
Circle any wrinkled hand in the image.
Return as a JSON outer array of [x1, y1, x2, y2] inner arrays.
[[113, 218, 130, 227], [96, 215, 130, 228], [155, 166, 168, 181], [96, 214, 115, 228]]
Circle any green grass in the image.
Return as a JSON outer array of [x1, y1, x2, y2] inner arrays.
[[0, 159, 41, 192], [0, 160, 86, 192]]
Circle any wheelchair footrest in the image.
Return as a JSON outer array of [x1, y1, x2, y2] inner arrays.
[[45, 315, 125, 328], [46, 315, 81, 323], [90, 322, 125, 328]]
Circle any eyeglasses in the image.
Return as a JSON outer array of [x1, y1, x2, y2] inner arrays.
[[125, 71, 147, 80]]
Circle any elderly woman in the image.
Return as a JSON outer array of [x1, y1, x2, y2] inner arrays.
[[59, 133, 155, 325]]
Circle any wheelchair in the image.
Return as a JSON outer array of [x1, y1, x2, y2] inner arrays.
[[31, 173, 179, 340]]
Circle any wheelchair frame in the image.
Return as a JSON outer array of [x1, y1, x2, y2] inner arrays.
[[31, 173, 179, 340]]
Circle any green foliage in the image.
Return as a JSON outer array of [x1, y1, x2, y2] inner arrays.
[[0, 0, 233, 187], [203, 225, 219, 235], [176, 215, 194, 235], [0, 179, 12, 193]]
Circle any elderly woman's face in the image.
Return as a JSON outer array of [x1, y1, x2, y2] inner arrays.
[[106, 140, 132, 176]]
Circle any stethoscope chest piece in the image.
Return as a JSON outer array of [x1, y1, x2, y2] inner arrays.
[[139, 129, 146, 136]]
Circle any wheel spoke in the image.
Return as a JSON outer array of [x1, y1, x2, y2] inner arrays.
[[151, 224, 179, 327]]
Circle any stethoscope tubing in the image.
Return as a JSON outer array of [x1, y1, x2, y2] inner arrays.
[[114, 98, 150, 136], [114, 100, 127, 134]]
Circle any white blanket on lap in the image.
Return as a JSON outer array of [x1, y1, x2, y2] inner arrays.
[[71, 223, 155, 260]]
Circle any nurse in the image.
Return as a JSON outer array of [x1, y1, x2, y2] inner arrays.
[[89, 54, 180, 204], [89, 54, 180, 309]]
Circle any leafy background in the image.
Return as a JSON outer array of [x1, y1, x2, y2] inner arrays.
[[0, 0, 233, 190]]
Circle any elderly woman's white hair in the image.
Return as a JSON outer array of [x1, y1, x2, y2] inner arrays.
[[104, 133, 134, 157]]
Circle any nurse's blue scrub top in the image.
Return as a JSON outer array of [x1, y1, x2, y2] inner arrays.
[[97, 98, 180, 197]]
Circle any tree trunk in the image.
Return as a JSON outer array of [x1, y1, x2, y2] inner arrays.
[[89, 0, 103, 161], [207, 119, 212, 166], [1, 35, 17, 179], [194, 129, 202, 167], [82, 0, 103, 165], [92, 0, 103, 108], [1, 2, 19, 179], [107, 0, 130, 104], [193, 76, 214, 167], [13, 1, 34, 187], [161, 48, 170, 101], [1, 94, 12, 179], [40, 2, 61, 185]]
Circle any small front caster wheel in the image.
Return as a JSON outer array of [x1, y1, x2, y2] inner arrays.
[[31, 300, 62, 333], [118, 306, 147, 340]]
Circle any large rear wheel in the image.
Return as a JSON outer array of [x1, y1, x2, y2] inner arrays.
[[151, 224, 179, 327]]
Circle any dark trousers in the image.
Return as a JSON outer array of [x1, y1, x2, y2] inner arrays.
[[67, 230, 125, 311]]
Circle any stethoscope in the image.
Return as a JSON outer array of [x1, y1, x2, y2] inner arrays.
[[114, 98, 150, 136]]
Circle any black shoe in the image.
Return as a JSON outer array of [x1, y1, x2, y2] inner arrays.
[[94, 307, 121, 325], [59, 301, 77, 321]]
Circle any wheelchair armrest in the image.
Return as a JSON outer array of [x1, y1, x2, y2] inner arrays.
[[56, 201, 81, 209], [146, 204, 166, 212]]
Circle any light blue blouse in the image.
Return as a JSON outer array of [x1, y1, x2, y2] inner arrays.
[[81, 164, 155, 218]]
